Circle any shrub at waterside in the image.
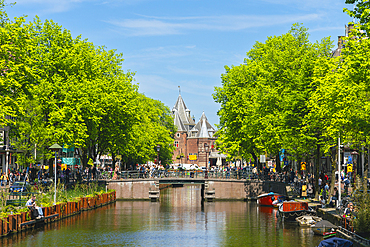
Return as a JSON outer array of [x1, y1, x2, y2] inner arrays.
[[0, 184, 116, 237], [353, 183, 370, 234], [0, 182, 111, 218]]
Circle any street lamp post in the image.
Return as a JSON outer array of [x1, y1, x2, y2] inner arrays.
[[156, 145, 161, 165], [351, 151, 359, 188], [49, 144, 62, 205], [4, 125, 10, 179], [338, 136, 341, 208], [204, 143, 209, 169], [204, 143, 210, 179]]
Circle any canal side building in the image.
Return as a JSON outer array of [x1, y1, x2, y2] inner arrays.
[[171, 93, 224, 167]]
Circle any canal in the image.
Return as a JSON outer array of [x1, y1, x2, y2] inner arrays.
[[1, 185, 324, 246]]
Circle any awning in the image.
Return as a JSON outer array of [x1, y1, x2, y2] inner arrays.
[[209, 152, 227, 159]]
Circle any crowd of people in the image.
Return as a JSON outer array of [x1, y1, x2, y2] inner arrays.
[[0, 169, 32, 186], [0, 163, 123, 187]]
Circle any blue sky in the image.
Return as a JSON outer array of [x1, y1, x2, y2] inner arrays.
[[5, 0, 353, 127]]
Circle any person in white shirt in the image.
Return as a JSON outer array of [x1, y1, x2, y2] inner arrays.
[[319, 196, 326, 208], [26, 195, 44, 219]]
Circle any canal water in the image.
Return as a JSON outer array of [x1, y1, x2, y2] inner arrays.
[[1, 185, 325, 246]]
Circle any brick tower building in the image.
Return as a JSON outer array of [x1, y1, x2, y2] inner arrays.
[[172, 93, 217, 167]]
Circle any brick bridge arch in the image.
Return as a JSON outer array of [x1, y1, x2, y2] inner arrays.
[[107, 179, 287, 201]]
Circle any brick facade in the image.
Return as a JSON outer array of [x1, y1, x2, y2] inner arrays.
[[171, 94, 217, 167]]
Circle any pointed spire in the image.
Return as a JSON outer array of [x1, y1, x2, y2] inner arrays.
[[173, 109, 186, 132], [198, 117, 209, 138], [200, 111, 207, 121], [190, 111, 215, 138]]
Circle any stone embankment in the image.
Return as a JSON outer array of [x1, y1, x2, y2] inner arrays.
[[0, 191, 116, 237], [316, 207, 370, 246]]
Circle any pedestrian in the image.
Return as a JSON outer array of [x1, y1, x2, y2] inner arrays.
[[301, 182, 307, 198], [329, 187, 338, 208], [26, 195, 44, 219], [335, 170, 339, 183], [344, 176, 350, 194], [344, 203, 354, 217], [323, 182, 329, 200], [319, 196, 326, 209], [113, 164, 119, 180], [88, 166, 92, 181], [290, 169, 294, 183], [226, 165, 230, 179], [307, 182, 314, 198], [0, 173, 5, 186], [91, 165, 97, 180]]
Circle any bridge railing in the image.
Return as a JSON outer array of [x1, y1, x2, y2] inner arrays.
[[119, 170, 258, 180]]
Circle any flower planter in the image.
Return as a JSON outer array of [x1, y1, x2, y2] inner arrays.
[[0, 218, 3, 236], [89, 198, 92, 208], [15, 214, 21, 232], [8, 215, 14, 232], [3, 217, 9, 235], [56, 204, 61, 218], [83, 198, 87, 209], [21, 212, 26, 224], [0, 192, 115, 239], [61, 203, 67, 217]]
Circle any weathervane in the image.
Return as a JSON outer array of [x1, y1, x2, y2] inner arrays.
[[178, 86, 181, 95]]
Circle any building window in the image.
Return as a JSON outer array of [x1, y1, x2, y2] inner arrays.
[[176, 133, 180, 138], [174, 141, 179, 148]]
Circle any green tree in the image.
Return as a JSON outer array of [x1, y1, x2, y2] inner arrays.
[[2, 3, 176, 169], [344, 0, 370, 36], [121, 94, 175, 168], [213, 24, 333, 170]]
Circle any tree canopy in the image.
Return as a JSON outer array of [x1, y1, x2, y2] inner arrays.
[[0, 1, 175, 168], [213, 24, 333, 167]]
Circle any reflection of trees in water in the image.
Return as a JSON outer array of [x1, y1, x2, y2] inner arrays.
[[2, 188, 323, 247], [160, 185, 203, 228]]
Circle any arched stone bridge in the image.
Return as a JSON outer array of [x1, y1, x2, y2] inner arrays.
[[107, 178, 288, 201]]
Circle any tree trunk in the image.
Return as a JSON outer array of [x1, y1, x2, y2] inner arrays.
[[251, 151, 259, 171], [329, 153, 336, 198], [276, 154, 281, 173], [112, 152, 116, 169], [81, 147, 89, 167]]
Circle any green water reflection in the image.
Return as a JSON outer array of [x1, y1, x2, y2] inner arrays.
[[1, 185, 324, 246]]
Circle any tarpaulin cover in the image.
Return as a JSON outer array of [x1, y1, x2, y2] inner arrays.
[[318, 237, 353, 247]]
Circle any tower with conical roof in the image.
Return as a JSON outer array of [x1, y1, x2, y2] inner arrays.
[[172, 89, 218, 167]]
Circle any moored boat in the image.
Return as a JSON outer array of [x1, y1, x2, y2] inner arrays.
[[277, 201, 316, 221], [323, 231, 337, 239], [257, 192, 286, 207], [295, 215, 322, 227], [311, 220, 337, 236], [317, 237, 352, 247]]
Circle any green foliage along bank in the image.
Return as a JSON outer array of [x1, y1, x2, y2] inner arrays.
[[213, 0, 370, 234], [213, 24, 333, 167], [0, 1, 175, 167]]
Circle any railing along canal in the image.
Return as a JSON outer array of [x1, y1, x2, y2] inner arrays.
[[119, 170, 257, 180]]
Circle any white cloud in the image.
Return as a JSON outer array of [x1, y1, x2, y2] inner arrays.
[[106, 13, 321, 36]]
